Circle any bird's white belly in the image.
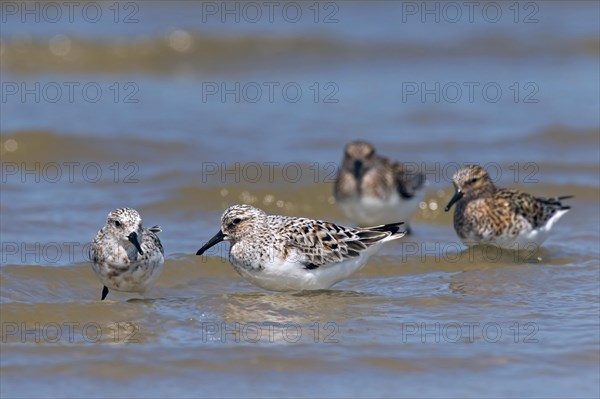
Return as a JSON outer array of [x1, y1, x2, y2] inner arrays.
[[338, 191, 422, 226], [461, 209, 569, 250], [235, 249, 379, 292], [94, 257, 163, 293]]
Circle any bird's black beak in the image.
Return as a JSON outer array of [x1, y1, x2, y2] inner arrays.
[[353, 160, 363, 179], [128, 232, 144, 255], [196, 230, 225, 255], [444, 190, 463, 212]]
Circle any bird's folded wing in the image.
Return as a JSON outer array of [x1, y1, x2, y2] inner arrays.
[[391, 162, 426, 199], [144, 230, 165, 255], [283, 219, 395, 269], [494, 189, 568, 229]]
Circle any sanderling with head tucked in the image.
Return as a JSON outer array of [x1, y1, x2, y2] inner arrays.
[[195, 204, 406, 292], [334, 140, 426, 232], [444, 165, 572, 250], [91, 208, 164, 300]]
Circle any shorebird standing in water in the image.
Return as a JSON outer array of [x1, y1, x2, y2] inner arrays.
[[445, 165, 572, 250], [196, 204, 406, 292], [334, 140, 426, 233], [91, 208, 164, 300]]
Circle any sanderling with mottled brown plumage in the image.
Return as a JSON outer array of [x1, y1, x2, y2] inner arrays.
[[91, 208, 164, 300], [444, 165, 572, 250], [334, 140, 426, 232], [196, 204, 405, 292]]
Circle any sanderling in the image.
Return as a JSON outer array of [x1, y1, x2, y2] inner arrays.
[[444, 165, 572, 250], [195, 204, 406, 292], [334, 140, 426, 232], [90, 208, 164, 300]]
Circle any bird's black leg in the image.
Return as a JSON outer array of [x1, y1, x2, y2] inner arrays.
[[101, 286, 109, 301]]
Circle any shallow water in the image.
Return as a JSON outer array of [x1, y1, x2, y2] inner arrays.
[[1, 1, 599, 398]]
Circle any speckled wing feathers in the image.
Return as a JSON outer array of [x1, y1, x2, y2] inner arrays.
[[493, 189, 571, 230], [144, 229, 164, 258], [538, 195, 572, 209], [280, 218, 404, 269]]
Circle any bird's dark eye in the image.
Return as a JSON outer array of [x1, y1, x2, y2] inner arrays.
[[469, 178, 478, 184], [114, 221, 121, 228], [232, 218, 241, 225]]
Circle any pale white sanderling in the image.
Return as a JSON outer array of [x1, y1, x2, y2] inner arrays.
[[196, 204, 406, 292], [334, 140, 426, 232], [444, 165, 572, 250], [90, 208, 164, 300]]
